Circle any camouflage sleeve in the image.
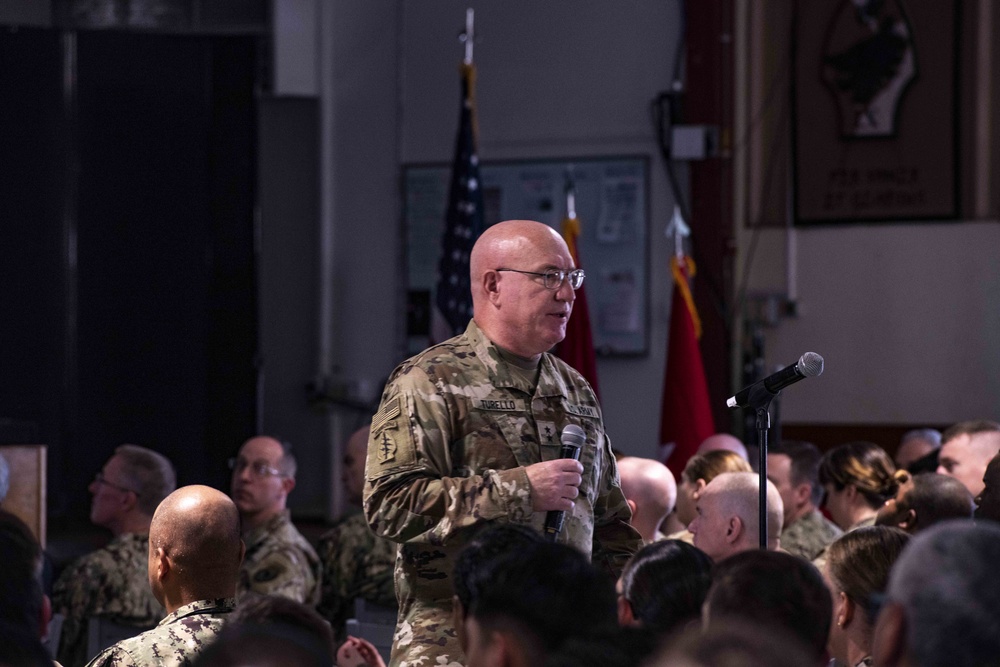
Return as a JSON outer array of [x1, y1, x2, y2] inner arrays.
[[241, 549, 319, 605], [84, 645, 135, 667], [589, 435, 643, 577], [316, 530, 353, 636], [363, 368, 533, 545], [53, 555, 96, 666]]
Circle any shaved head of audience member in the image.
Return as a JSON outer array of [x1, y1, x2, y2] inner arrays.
[[974, 452, 1000, 523], [616, 457, 677, 543], [688, 472, 783, 561], [673, 451, 752, 534], [873, 520, 1000, 667], [696, 433, 748, 461], [148, 485, 244, 612], [895, 429, 941, 471], [705, 550, 831, 665], [936, 420, 1000, 497], [822, 526, 910, 667], [875, 471, 974, 533], [616, 539, 712, 637], [819, 441, 897, 531]]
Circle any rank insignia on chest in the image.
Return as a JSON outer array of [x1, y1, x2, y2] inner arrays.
[[538, 420, 557, 445]]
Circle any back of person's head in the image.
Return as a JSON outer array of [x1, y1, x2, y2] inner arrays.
[[651, 620, 816, 667], [904, 472, 974, 529], [0, 510, 43, 636], [193, 622, 332, 667], [453, 522, 544, 614], [705, 549, 831, 662], [150, 485, 243, 596], [696, 434, 748, 460], [224, 593, 334, 663], [543, 625, 659, 667], [819, 441, 897, 509], [700, 472, 783, 551], [468, 541, 617, 662], [682, 450, 752, 485], [826, 526, 910, 627], [114, 444, 177, 516], [771, 440, 823, 505], [879, 520, 1000, 667], [618, 539, 712, 636]]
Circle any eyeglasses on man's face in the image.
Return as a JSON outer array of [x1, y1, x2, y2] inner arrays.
[[495, 267, 585, 290], [228, 457, 284, 479], [93, 472, 137, 494]]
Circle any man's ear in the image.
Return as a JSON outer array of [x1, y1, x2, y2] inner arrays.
[[625, 498, 637, 519], [899, 508, 917, 531], [871, 601, 907, 667], [154, 546, 171, 584], [726, 516, 742, 543], [794, 482, 812, 507], [281, 476, 296, 495], [838, 591, 855, 629], [484, 270, 502, 306], [238, 539, 247, 567], [693, 479, 707, 499], [617, 595, 635, 626], [39, 593, 52, 641]]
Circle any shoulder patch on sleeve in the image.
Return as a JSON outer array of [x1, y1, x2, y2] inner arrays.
[[367, 396, 417, 479]]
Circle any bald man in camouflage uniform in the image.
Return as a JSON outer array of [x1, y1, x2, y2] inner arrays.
[[230, 436, 321, 605], [55, 445, 175, 667], [365, 220, 641, 667], [86, 485, 243, 667], [318, 424, 397, 640]]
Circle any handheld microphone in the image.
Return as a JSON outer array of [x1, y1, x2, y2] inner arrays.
[[727, 352, 824, 409], [544, 424, 587, 541]]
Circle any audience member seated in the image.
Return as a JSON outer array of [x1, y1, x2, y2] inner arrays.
[[317, 424, 396, 640], [818, 441, 897, 532], [875, 471, 974, 533], [936, 420, 1000, 497], [230, 436, 321, 605], [205, 592, 336, 666], [822, 526, 910, 667], [615, 539, 712, 637], [704, 550, 831, 666], [462, 541, 617, 667], [974, 452, 1000, 523], [0, 509, 54, 665], [88, 485, 242, 667], [541, 626, 659, 667], [873, 520, 1000, 667], [767, 440, 842, 560], [650, 620, 814, 667], [894, 428, 941, 473], [616, 457, 677, 544], [664, 450, 752, 541], [696, 433, 748, 460], [452, 523, 544, 654], [53, 445, 175, 667], [688, 472, 783, 561]]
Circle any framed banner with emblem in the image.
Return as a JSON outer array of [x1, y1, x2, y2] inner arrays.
[[792, 0, 959, 224]]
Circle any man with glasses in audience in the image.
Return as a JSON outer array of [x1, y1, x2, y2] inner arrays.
[[53, 444, 176, 667], [365, 219, 640, 667], [229, 435, 321, 606]]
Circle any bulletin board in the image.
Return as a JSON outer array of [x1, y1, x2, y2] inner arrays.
[[403, 156, 648, 356]]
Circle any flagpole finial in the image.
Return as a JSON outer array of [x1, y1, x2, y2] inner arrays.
[[666, 205, 690, 261], [460, 8, 475, 65]]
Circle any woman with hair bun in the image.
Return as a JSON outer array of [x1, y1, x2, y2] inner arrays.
[[818, 441, 898, 531]]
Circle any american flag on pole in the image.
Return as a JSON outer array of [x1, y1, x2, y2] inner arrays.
[[431, 62, 485, 343]]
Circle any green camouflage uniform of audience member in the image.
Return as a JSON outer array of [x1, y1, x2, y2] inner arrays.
[[53, 533, 164, 667], [364, 320, 641, 667], [317, 508, 397, 640], [239, 510, 321, 606], [780, 508, 843, 561], [85, 597, 235, 667]]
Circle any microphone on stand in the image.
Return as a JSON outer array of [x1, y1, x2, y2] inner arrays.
[[544, 424, 587, 542], [727, 352, 824, 409]]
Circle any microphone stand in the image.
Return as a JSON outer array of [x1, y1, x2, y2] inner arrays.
[[743, 383, 778, 550]]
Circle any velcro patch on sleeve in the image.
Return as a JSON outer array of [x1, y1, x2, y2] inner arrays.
[[367, 396, 417, 478]]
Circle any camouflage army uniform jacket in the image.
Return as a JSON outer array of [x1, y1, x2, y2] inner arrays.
[[364, 320, 641, 667], [85, 597, 235, 667], [238, 510, 321, 606], [53, 533, 165, 667], [781, 508, 843, 561], [317, 508, 397, 640]]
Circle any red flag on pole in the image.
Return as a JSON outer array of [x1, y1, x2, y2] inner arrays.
[[659, 255, 715, 477], [556, 210, 600, 399]]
